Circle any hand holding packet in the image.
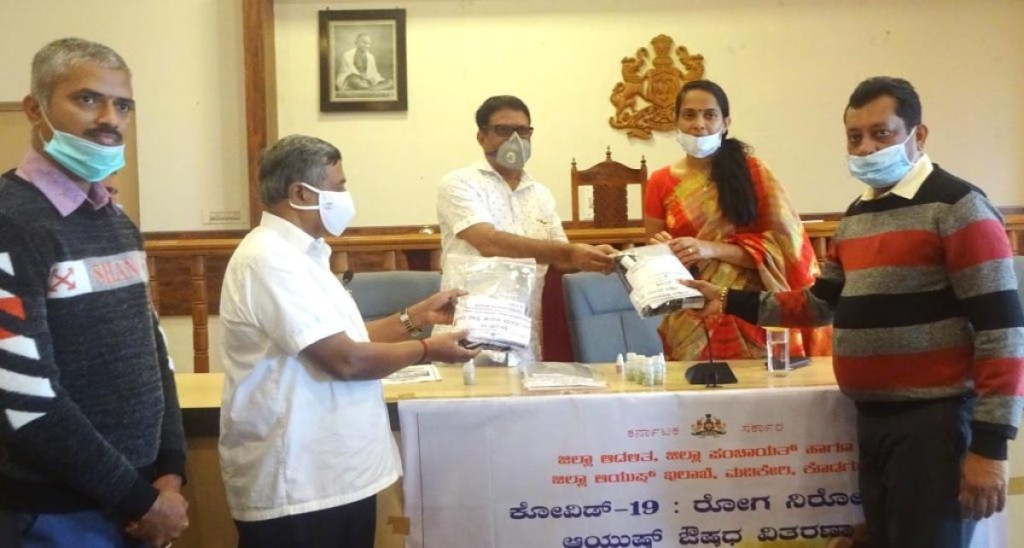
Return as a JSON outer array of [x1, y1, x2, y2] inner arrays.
[[441, 254, 536, 352], [614, 243, 705, 317]]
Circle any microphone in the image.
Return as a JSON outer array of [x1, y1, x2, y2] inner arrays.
[[684, 317, 737, 387], [702, 318, 716, 364]]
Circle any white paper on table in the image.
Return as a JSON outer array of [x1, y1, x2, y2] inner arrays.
[[520, 362, 607, 391], [382, 364, 442, 385]]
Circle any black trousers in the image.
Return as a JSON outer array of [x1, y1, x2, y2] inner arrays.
[[856, 396, 976, 548], [235, 494, 376, 548]]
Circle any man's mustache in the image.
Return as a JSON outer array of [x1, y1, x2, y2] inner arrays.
[[84, 126, 123, 145]]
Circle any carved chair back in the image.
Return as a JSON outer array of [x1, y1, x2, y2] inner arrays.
[[570, 147, 647, 228]]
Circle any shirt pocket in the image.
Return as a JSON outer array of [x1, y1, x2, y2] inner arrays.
[[525, 217, 554, 240]]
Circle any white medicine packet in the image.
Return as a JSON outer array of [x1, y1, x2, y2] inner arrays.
[[441, 254, 537, 352], [454, 295, 532, 351], [615, 243, 705, 316]]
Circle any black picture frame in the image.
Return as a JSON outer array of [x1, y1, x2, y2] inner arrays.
[[319, 9, 407, 112]]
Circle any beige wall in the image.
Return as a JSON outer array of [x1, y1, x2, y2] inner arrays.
[[276, 0, 1024, 227], [2, 0, 1022, 228], [0, 0, 249, 232]]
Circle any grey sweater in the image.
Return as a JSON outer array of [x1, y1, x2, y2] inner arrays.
[[0, 171, 186, 520]]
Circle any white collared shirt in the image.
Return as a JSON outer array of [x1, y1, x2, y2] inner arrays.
[[437, 160, 568, 264], [218, 212, 400, 521], [858, 153, 934, 202], [436, 160, 568, 362]]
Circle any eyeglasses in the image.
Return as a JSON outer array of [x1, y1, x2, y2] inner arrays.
[[483, 124, 534, 138]]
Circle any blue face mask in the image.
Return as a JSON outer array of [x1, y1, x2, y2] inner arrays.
[[847, 128, 918, 189], [39, 111, 125, 183]]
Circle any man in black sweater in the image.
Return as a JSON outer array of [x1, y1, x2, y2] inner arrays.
[[0, 38, 188, 547]]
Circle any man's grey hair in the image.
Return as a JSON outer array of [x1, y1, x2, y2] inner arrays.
[[31, 38, 130, 106], [259, 135, 342, 207]]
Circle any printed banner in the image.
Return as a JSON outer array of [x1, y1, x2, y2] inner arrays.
[[399, 387, 1003, 547]]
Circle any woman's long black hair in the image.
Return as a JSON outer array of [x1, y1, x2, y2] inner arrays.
[[676, 80, 757, 227]]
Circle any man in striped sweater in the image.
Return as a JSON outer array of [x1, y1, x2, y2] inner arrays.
[[0, 39, 188, 546], [686, 76, 1023, 547]]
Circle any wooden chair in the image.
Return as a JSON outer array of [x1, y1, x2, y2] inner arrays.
[[570, 147, 647, 228]]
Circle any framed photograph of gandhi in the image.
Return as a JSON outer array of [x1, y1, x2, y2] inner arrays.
[[319, 9, 407, 112]]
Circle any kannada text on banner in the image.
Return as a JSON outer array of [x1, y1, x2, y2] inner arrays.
[[401, 388, 866, 547]]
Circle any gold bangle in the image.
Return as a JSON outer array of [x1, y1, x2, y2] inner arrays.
[[719, 287, 729, 311]]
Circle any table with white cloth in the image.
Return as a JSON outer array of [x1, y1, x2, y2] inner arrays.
[[174, 358, 1005, 548]]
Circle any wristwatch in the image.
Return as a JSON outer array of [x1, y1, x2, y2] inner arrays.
[[399, 308, 425, 338]]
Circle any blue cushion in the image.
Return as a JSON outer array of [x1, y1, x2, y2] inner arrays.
[[562, 272, 663, 363], [343, 271, 441, 332]]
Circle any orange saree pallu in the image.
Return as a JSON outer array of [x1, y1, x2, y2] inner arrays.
[[644, 155, 832, 360]]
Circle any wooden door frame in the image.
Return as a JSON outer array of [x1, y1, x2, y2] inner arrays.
[[242, 0, 278, 227]]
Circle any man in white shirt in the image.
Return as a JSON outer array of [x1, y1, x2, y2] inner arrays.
[[437, 95, 616, 364], [219, 135, 477, 548]]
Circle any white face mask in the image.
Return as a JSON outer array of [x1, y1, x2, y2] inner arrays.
[[289, 182, 356, 236], [675, 130, 722, 158]]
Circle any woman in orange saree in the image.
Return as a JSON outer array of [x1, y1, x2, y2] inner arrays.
[[644, 80, 830, 361]]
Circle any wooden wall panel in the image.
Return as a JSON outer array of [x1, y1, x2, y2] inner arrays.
[[145, 214, 1024, 320], [153, 255, 228, 316], [0, 103, 31, 178]]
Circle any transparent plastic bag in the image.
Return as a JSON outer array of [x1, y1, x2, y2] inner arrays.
[[614, 243, 704, 317], [441, 254, 537, 352]]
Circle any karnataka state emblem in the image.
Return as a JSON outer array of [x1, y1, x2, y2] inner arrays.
[[609, 34, 706, 139], [691, 413, 727, 438]]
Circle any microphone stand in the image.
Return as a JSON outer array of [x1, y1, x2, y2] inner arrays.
[[684, 318, 737, 387]]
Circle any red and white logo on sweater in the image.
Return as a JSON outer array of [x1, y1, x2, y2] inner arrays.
[[47, 251, 148, 299]]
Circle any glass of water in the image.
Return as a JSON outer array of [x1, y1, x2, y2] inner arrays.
[[765, 327, 790, 376]]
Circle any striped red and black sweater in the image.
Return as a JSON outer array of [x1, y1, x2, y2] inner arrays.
[[726, 165, 1024, 459], [0, 171, 186, 520]]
